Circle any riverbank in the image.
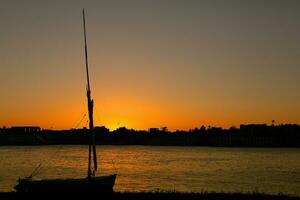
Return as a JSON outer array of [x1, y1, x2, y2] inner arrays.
[[1, 132, 299, 147], [1, 191, 299, 200], [1, 124, 299, 147]]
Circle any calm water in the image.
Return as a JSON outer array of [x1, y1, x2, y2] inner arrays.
[[0, 146, 299, 195]]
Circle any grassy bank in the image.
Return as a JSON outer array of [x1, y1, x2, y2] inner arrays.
[[1, 191, 299, 200]]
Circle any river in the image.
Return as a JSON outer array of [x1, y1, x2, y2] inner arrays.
[[0, 146, 299, 195]]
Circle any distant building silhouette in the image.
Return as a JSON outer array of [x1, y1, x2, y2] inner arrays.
[[1, 124, 299, 147], [10, 126, 41, 134], [149, 128, 159, 134], [94, 126, 109, 135]]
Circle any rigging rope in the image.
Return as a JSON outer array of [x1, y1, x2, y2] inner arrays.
[[28, 145, 65, 179], [28, 163, 42, 179], [72, 112, 87, 129], [74, 113, 87, 129]]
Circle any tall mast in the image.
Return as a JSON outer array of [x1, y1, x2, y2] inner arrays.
[[82, 8, 97, 178]]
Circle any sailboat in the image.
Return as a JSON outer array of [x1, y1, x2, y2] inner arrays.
[[14, 9, 117, 193]]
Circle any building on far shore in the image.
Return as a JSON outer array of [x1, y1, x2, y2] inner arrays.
[[10, 126, 41, 134]]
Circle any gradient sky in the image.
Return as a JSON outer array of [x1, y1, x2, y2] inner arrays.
[[1, 0, 300, 130]]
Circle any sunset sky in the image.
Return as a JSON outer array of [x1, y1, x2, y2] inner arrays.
[[0, 0, 299, 130]]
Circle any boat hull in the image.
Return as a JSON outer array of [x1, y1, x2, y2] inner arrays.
[[15, 174, 117, 193]]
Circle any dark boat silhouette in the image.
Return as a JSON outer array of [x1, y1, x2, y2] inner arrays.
[[14, 9, 117, 193]]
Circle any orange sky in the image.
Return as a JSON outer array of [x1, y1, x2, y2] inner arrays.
[[0, 1, 300, 130]]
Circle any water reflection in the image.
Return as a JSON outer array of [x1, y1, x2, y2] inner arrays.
[[0, 146, 299, 195]]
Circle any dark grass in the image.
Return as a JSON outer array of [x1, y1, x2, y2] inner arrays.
[[1, 191, 300, 200], [114, 191, 300, 200]]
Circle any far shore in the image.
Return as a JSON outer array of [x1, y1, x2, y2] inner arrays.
[[1, 124, 300, 147]]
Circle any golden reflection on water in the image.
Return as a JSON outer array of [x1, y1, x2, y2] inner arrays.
[[0, 146, 300, 195]]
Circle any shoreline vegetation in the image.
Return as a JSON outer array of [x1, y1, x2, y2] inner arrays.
[[1, 190, 299, 200], [0, 124, 299, 147]]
